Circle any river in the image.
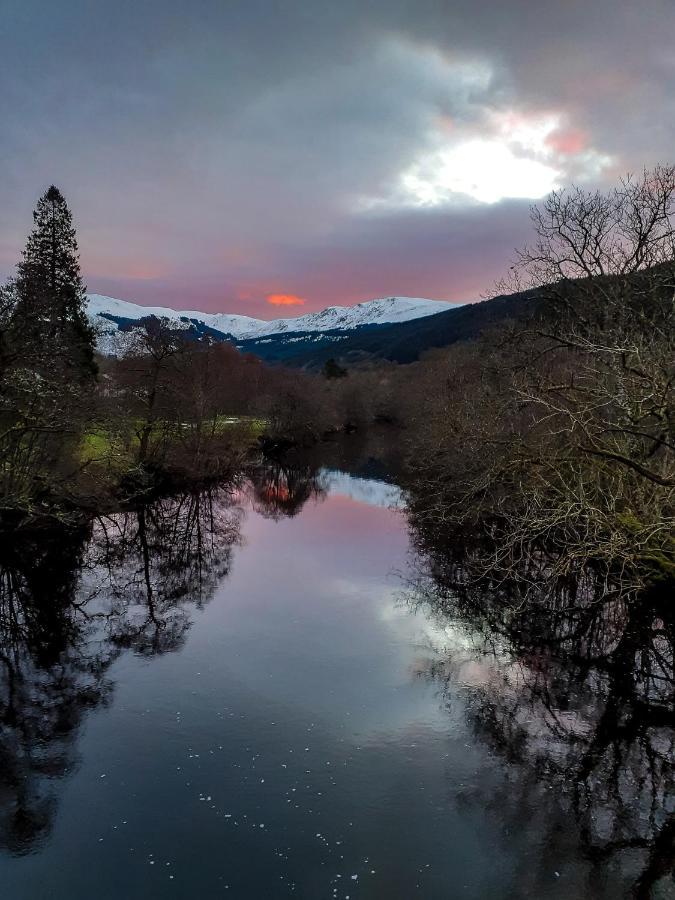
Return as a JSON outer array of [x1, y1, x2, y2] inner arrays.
[[0, 462, 672, 899]]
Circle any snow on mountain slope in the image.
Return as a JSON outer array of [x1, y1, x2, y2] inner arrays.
[[87, 294, 264, 338], [87, 293, 458, 350], [251, 296, 457, 335]]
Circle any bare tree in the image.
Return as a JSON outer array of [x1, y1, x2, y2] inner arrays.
[[408, 166, 675, 600]]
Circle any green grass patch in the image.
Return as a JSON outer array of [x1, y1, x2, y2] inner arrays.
[[80, 428, 135, 472]]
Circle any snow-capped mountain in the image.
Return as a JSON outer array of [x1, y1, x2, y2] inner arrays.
[[87, 293, 458, 355]]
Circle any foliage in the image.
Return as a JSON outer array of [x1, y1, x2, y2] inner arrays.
[[0, 187, 98, 513], [406, 166, 675, 602], [9, 185, 96, 383]]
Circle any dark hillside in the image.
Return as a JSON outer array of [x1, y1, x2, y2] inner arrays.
[[237, 286, 542, 368]]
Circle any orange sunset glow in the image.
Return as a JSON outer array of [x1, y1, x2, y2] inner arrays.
[[266, 293, 306, 307]]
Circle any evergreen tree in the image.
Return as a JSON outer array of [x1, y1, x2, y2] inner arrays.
[[10, 186, 96, 382]]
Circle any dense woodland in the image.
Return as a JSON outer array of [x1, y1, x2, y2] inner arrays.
[[407, 166, 675, 610], [1, 173, 673, 607]]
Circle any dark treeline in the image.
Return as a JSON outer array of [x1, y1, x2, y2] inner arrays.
[[398, 159, 675, 887]]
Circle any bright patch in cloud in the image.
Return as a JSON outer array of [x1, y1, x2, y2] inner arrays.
[[400, 112, 563, 206], [266, 293, 306, 306], [366, 108, 612, 209], [401, 139, 561, 205]]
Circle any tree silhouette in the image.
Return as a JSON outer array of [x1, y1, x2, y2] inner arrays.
[[0, 187, 97, 509], [10, 185, 96, 383]]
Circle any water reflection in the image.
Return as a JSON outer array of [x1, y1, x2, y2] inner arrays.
[[0, 485, 246, 856], [246, 460, 326, 519], [408, 534, 675, 898], [1, 459, 672, 898], [86, 488, 242, 655], [0, 528, 96, 854], [0, 463, 332, 859]]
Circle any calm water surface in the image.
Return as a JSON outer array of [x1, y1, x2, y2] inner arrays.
[[0, 466, 672, 899]]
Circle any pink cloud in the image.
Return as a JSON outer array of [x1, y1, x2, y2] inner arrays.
[[546, 127, 587, 156]]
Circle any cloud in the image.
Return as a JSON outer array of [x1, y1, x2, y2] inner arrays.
[[546, 127, 587, 157], [266, 293, 306, 307], [2, 0, 675, 313]]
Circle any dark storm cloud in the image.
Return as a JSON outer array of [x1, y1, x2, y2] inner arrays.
[[1, 0, 674, 313]]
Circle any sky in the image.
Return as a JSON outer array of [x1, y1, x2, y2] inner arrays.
[[2, 0, 675, 318]]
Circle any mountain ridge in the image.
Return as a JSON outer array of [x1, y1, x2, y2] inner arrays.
[[86, 289, 536, 367], [87, 293, 458, 347]]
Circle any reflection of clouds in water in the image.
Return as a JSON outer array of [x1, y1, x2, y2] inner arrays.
[[319, 469, 404, 509], [405, 534, 675, 898], [3, 461, 671, 899], [388, 582, 510, 691]]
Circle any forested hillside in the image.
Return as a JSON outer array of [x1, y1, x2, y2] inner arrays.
[[234, 285, 540, 366]]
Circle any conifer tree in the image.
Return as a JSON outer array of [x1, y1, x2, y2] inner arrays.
[[10, 186, 96, 382]]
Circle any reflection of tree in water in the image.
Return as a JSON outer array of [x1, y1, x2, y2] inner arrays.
[[0, 487, 241, 855], [0, 527, 108, 854], [247, 461, 326, 519], [87, 487, 242, 655], [409, 536, 675, 898]]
